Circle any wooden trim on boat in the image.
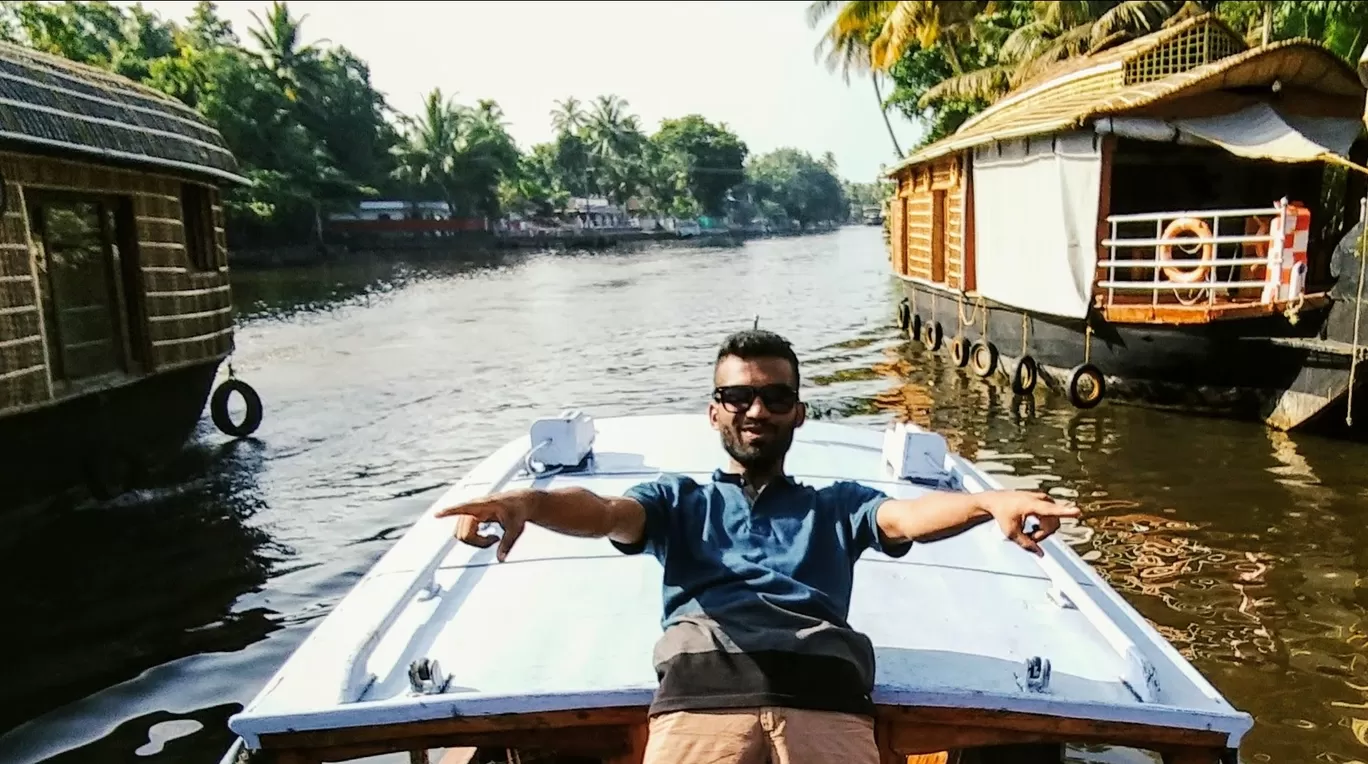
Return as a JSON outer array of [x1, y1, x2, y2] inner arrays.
[[249, 704, 1234, 764], [1094, 134, 1116, 297], [263, 724, 638, 763], [1100, 293, 1330, 324], [876, 706, 1227, 753], [256, 707, 645, 750]]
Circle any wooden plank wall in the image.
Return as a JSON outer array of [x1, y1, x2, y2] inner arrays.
[[892, 155, 968, 289], [0, 151, 233, 415], [888, 181, 905, 273]]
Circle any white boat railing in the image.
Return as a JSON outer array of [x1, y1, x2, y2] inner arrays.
[[950, 455, 1161, 704], [1097, 205, 1284, 308], [335, 441, 543, 704]]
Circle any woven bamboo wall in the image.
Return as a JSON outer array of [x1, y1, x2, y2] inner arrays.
[[0, 150, 232, 415], [892, 156, 967, 289], [0, 170, 45, 413]]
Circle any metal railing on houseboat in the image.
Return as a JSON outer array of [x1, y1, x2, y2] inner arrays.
[[1097, 202, 1307, 308]]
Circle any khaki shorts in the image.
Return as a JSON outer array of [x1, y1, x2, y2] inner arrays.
[[641, 706, 879, 764]]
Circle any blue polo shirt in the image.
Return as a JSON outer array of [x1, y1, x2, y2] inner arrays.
[[612, 469, 912, 717]]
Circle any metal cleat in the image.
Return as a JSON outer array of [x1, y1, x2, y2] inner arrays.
[[408, 658, 450, 695], [1025, 656, 1052, 693]]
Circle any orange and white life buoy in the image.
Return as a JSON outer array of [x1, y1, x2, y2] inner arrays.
[[1240, 216, 1271, 297], [1159, 217, 1215, 283], [1243, 216, 1270, 274]]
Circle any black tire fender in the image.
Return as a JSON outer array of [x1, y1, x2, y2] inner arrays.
[[970, 340, 998, 378], [211, 378, 264, 438], [949, 336, 970, 367], [924, 321, 943, 351], [1066, 364, 1106, 409], [1011, 355, 1039, 395]]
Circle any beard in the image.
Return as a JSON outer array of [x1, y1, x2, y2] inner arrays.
[[720, 420, 795, 472]]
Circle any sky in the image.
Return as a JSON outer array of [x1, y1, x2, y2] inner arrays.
[[131, 0, 925, 183]]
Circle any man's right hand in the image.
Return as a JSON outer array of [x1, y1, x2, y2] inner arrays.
[[435, 489, 539, 562]]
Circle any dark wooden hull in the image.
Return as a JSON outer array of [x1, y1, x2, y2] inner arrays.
[[0, 358, 225, 511], [897, 278, 1367, 433]]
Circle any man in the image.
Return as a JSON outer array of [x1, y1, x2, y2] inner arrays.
[[436, 329, 1078, 764]]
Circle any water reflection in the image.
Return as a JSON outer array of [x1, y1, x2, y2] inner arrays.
[[229, 249, 523, 323], [0, 429, 278, 761], [893, 350, 1368, 764]]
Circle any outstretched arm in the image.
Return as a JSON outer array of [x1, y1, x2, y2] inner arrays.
[[435, 486, 646, 561], [876, 489, 1079, 556]]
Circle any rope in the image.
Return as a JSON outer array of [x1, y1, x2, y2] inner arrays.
[[1346, 197, 1367, 427], [1085, 322, 1093, 364], [1324, 153, 1368, 178], [1284, 291, 1305, 325], [1175, 286, 1205, 306], [523, 438, 562, 477], [957, 292, 986, 330], [1020, 313, 1029, 356]]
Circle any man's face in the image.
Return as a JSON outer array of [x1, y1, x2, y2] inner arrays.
[[709, 354, 805, 473]]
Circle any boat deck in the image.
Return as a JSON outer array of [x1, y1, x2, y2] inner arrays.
[[226, 414, 1253, 763]]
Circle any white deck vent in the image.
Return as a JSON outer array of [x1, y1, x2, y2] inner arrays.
[[528, 409, 596, 470], [882, 423, 951, 485]]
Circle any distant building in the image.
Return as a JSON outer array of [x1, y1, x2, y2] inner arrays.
[[328, 200, 455, 221], [562, 197, 634, 229]]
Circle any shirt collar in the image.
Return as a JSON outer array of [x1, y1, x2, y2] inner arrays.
[[712, 468, 796, 489]]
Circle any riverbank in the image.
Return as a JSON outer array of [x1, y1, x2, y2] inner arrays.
[[227, 223, 853, 268]]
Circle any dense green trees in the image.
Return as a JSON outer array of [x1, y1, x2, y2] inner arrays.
[[0, 1, 857, 247], [810, 1, 1368, 155]]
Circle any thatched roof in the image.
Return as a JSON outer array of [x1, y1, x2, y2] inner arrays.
[[1005, 14, 1249, 97], [887, 15, 1366, 175], [0, 41, 246, 185]]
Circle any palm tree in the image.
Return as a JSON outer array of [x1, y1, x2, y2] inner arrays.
[[550, 96, 587, 135], [392, 90, 521, 218], [392, 88, 464, 214], [808, 0, 905, 159], [585, 95, 647, 205], [917, 1, 1179, 111], [247, 1, 324, 101], [868, 1, 997, 73]]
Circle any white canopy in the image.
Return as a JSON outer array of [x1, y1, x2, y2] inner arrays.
[[1095, 102, 1364, 166], [971, 132, 1103, 319]]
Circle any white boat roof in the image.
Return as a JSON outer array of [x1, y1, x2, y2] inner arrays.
[[228, 414, 1253, 749]]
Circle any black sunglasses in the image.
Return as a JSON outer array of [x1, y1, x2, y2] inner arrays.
[[713, 384, 800, 414]]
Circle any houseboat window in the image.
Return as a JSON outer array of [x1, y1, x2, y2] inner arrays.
[[28, 198, 126, 384], [181, 183, 216, 271]]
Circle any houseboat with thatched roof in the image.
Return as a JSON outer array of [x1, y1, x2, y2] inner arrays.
[[886, 14, 1368, 432], [0, 41, 256, 508]]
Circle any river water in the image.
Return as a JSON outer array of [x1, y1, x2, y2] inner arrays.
[[0, 227, 1363, 763]]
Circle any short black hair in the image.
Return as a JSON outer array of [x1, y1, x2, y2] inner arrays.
[[715, 329, 801, 389]]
